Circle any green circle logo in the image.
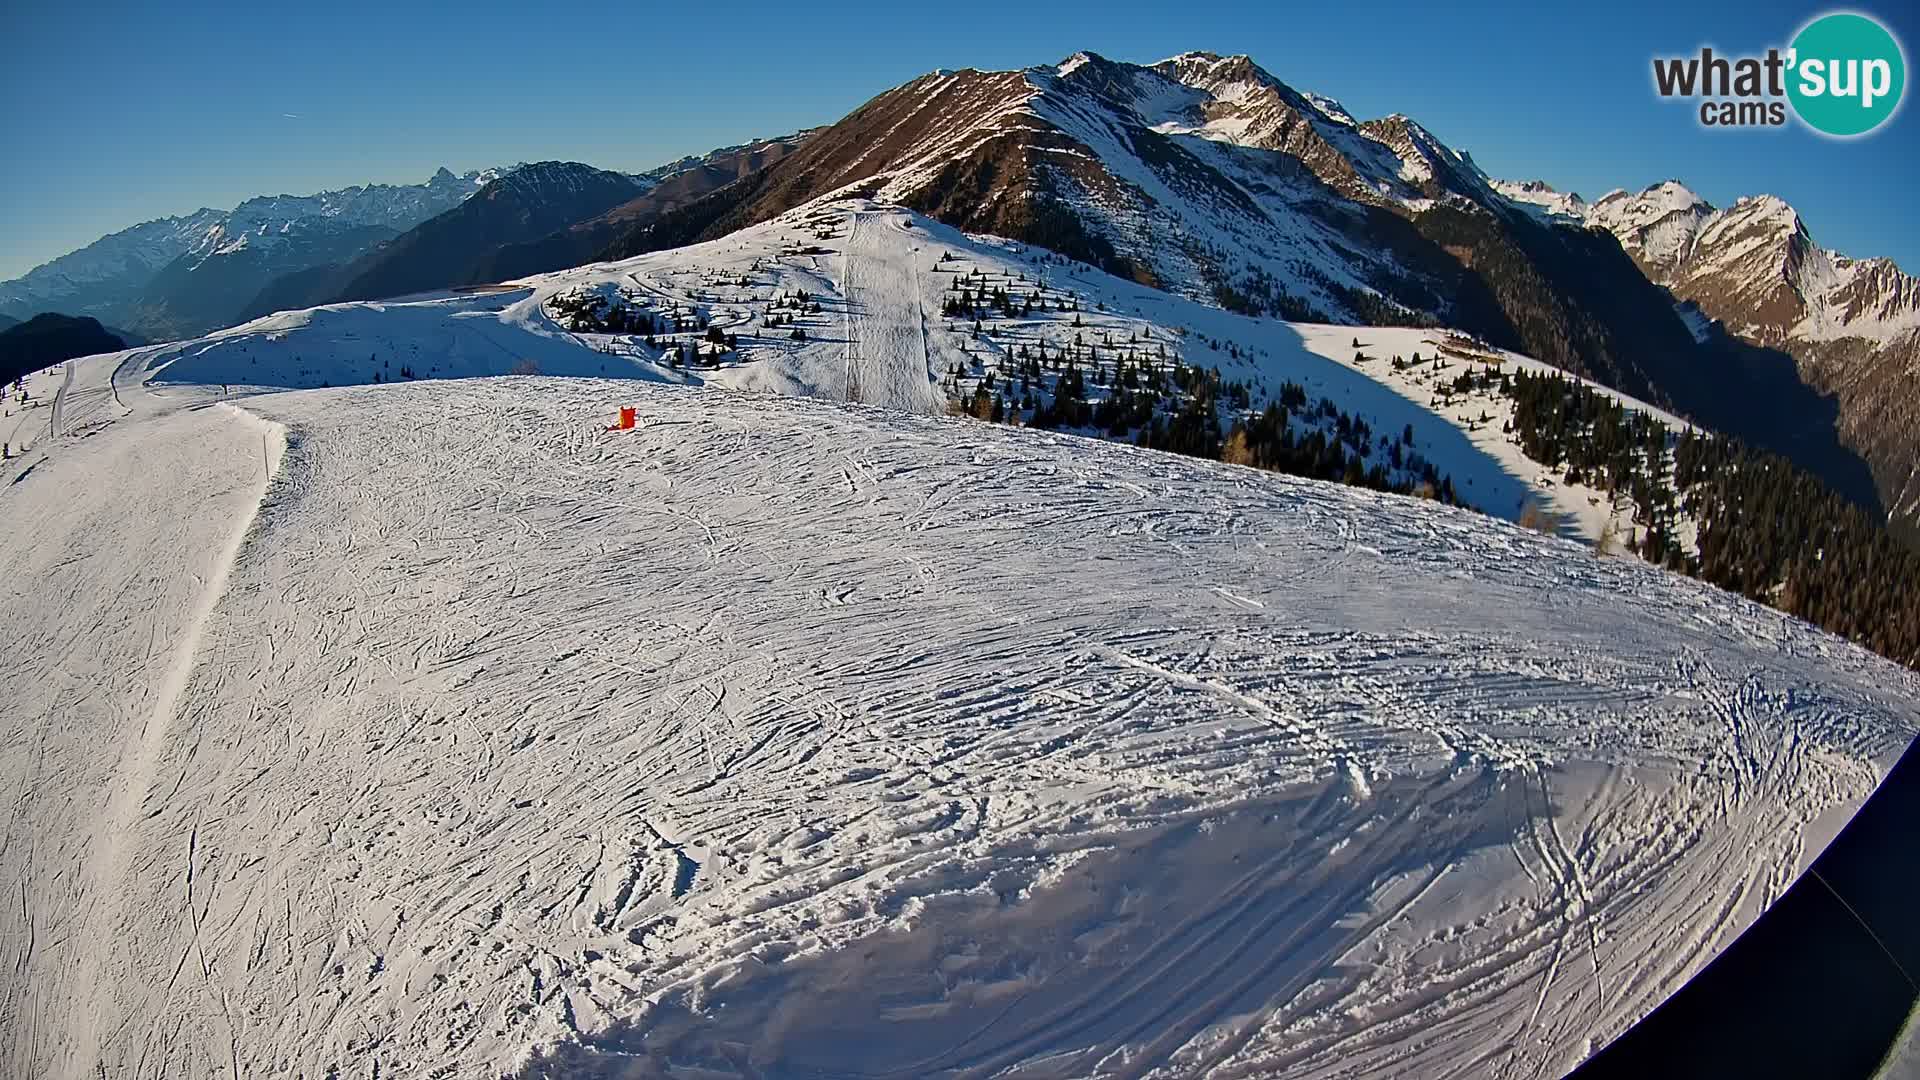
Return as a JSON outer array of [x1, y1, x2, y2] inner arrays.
[[1788, 12, 1906, 136]]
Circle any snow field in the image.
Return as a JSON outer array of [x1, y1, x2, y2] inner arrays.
[[2, 358, 1914, 1078], [1, 363, 69, 458]]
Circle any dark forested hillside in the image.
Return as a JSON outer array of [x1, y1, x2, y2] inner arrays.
[[1501, 368, 1920, 669], [476, 137, 806, 285], [0, 314, 124, 386], [1674, 432, 1920, 666], [929, 264, 1467, 508], [1408, 210, 1884, 520]]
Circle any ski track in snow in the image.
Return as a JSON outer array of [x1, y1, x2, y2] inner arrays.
[[0, 341, 1914, 1079], [837, 211, 946, 413]]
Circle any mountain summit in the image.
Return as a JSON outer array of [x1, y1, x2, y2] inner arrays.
[[604, 50, 1912, 536], [608, 50, 1523, 321]]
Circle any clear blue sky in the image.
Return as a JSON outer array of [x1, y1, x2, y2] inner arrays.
[[2, 0, 1914, 280]]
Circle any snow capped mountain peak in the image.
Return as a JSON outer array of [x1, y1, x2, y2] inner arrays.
[[1154, 50, 1266, 86], [1356, 113, 1484, 192], [1151, 50, 1282, 100], [1055, 50, 1098, 77], [1159, 49, 1236, 64], [1728, 192, 1801, 231], [1594, 179, 1709, 217], [1493, 178, 1591, 222], [1585, 181, 1717, 271], [1578, 182, 1834, 308], [1090, 52, 1486, 208], [1657, 178, 1704, 200], [1302, 90, 1359, 127], [1511, 179, 1563, 195]]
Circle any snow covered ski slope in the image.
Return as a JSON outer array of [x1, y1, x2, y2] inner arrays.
[[1, 349, 1915, 1078], [834, 210, 946, 412], [111, 197, 1687, 549]]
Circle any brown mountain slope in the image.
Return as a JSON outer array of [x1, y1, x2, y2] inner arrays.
[[603, 52, 1888, 522]]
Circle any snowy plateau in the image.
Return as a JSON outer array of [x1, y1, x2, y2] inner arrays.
[[2, 197, 1917, 1080]]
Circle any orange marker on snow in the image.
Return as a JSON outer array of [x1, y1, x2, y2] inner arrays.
[[609, 406, 637, 431]]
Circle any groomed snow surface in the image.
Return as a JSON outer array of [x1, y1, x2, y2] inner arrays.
[[3, 202, 1918, 1080], [5, 358, 1916, 1080]]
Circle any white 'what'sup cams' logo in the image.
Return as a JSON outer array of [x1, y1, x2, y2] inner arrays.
[[1653, 11, 1906, 136]]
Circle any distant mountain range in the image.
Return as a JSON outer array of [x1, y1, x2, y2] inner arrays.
[[466, 135, 808, 287], [0, 168, 505, 340], [240, 135, 808, 320], [239, 162, 647, 315], [0, 137, 811, 348]]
